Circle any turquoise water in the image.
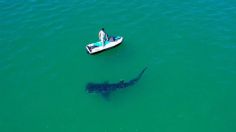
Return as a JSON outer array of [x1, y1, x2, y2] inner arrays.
[[1, 0, 236, 132]]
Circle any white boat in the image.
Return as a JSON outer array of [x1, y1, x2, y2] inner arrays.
[[86, 36, 123, 54]]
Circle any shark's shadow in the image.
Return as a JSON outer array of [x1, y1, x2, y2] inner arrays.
[[86, 67, 147, 99]]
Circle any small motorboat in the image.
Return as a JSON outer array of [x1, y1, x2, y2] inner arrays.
[[86, 36, 123, 54]]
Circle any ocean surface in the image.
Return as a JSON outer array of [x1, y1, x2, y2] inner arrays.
[[0, 0, 236, 132]]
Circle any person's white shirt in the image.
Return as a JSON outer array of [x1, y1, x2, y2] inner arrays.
[[98, 29, 108, 46], [99, 30, 106, 41]]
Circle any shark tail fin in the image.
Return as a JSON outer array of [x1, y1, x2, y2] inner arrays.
[[138, 67, 147, 79]]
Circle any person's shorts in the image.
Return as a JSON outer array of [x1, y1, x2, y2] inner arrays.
[[100, 38, 104, 42]]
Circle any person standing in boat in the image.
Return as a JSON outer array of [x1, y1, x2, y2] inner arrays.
[[98, 28, 108, 46]]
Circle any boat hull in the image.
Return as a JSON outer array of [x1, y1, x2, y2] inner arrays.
[[86, 36, 123, 54]]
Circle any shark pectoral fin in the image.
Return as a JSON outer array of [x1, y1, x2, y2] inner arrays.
[[101, 92, 111, 100]]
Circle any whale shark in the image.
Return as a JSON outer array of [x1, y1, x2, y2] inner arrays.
[[86, 67, 147, 98]]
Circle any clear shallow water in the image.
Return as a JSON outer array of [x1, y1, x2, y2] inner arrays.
[[0, 0, 236, 132]]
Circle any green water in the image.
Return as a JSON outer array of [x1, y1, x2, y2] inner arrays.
[[1, 0, 236, 132]]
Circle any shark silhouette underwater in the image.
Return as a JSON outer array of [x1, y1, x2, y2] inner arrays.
[[86, 67, 147, 98]]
